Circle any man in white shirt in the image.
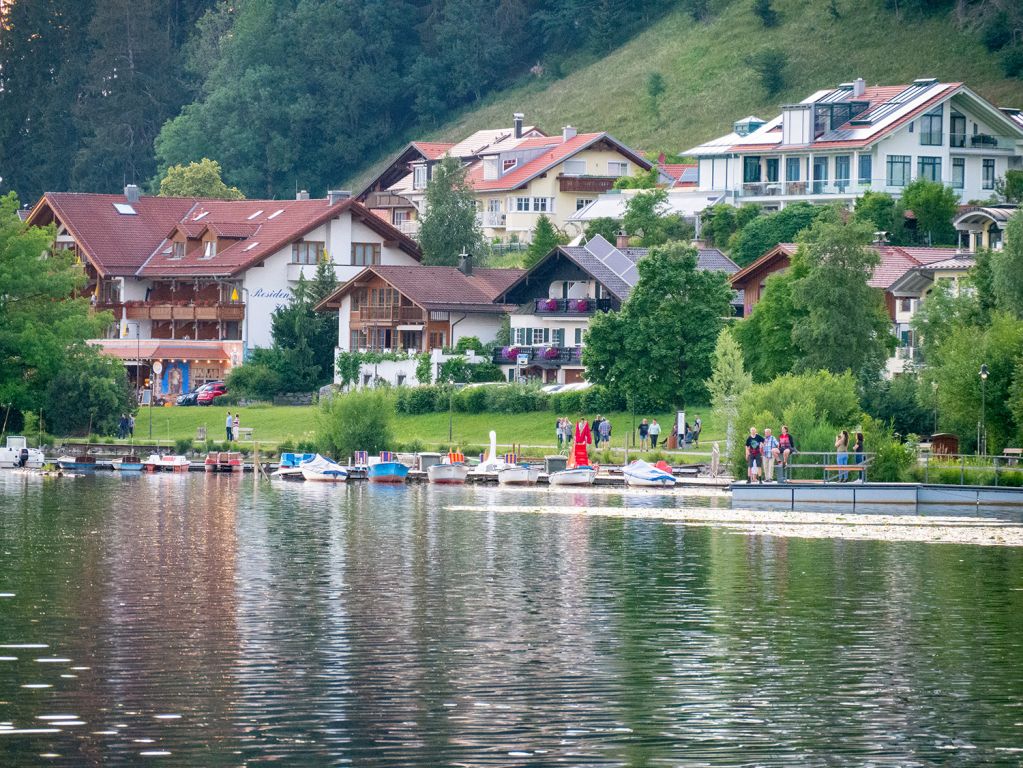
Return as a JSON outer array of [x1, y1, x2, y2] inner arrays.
[[762, 427, 780, 481]]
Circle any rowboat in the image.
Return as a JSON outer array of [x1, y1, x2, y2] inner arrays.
[[497, 464, 540, 486], [299, 454, 348, 482], [623, 459, 677, 488], [57, 454, 100, 472], [368, 461, 409, 484], [204, 451, 243, 473], [143, 454, 190, 472], [111, 455, 144, 472], [548, 466, 596, 486], [0, 436, 45, 469], [272, 452, 316, 480], [427, 452, 469, 485]]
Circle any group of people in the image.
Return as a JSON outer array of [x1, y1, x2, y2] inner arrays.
[[556, 416, 614, 449], [833, 429, 865, 481], [637, 419, 662, 449], [225, 411, 241, 442], [744, 425, 797, 483], [116, 413, 135, 439]]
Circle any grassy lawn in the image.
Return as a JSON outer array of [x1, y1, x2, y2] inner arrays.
[[112, 403, 724, 456]]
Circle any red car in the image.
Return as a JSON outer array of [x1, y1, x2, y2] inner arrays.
[[197, 382, 227, 406]]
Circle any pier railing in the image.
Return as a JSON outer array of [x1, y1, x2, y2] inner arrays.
[[766, 451, 875, 483], [913, 452, 1023, 487]]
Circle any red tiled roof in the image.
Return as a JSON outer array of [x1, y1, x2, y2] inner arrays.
[[412, 141, 456, 159], [659, 163, 696, 181], [27, 193, 199, 277]]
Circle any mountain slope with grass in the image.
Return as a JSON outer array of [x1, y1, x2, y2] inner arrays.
[[350, 0, 1023, 188]]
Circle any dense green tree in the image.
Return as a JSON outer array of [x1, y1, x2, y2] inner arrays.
[[729, 202, 826, 266], [701, 203, 759, 248], [853, 191, 903, 242], [898, 178, 958, 245], [646, 72, 666, 117], [418, 157, 486, 266], [584, 217, 621, 243], [613, 166, 659, 189], [790, 217, 895, 376], [753, 0, 778, 26], [44, 352, 134, 436], [999, 169, 1023, 203], [911, 279, 982, 364], [158, 159, 245, 199], [318, 389, 395, 457], [860, 371, 934, 439], [991, 210, 1023, 315], [525, 215, 566, 268], [732, 267, 806, 381], [621, 188, 692, 246], [706, 327, 751, 450], [583, 242, 732, 407], [746, 47, 787, 96]]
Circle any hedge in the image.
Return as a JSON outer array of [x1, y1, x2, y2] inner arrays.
[[393, 383, 626, 415]]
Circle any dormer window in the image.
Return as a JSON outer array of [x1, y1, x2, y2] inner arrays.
[[563, 159, 585, 176], [171, 242, 185, 260], [203, 241, 217, 259], [502, 158, 518, 173], [413, 165, 428, 190]]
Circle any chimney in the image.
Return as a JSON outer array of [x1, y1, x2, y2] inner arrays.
[[458, 250, 473, 276], [873, 230, 889, 245], [616, 229, 630, 250], [296, 189, 310, 201], [562, 125, 577, 142], [513, 112, 524, 139], [853, 77, 866, 97], [327, 190, 351, 205], [124, 184, 140, 203]]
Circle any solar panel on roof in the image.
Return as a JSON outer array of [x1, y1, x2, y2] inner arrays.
[[267, 209, 285, 220], [584, 235, 615, 261], [603, 250, 633, 278], [247, 210, 264, 220], [621, 265, 640, 286], [851, 82, 936, 125]]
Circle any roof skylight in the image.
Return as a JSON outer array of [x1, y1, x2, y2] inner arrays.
[[113, 203, 137, 215], [193, 211, 209, 221], [247, 210, 264, 220], [243, 242, 259, 252], [267, 209, 285, 220]]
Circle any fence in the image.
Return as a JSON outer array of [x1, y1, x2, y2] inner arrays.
[[760, 450, 875, 483], [914, 452, 1023, 487]]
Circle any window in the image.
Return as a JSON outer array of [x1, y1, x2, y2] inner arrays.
[[983, 158, 996, 189], [487, 198, 502, 213], [858, 155, 872, 185], [919, 104, 943, 146], [292, 241, 324, 264], [515, 197, 530, 212], [766, 158, 779, 183], [428, 331, 446, 349], [502, 158, 518, 173], [900, 298, 913, 312], [563, 159, 585, 176], [413, 165, 428, 189], [393, 209, 410, 225], [835, 156, 851, 189], [575, 198, 594, 211], [608, 161, 628, 177], [918, 156, 942, 182], [551, 328, 565, 347], [351, 243, 381, 266], [574, 327, 583, 346], [950, 110, 966, 147], [812, 157, 828, 194], [532, 197, 550, 213], [743, 156, 762, 183], [171, 241, 185, 260], [203, 240, 217, 259], [886, 155, 911, 187], [952, 157, 965, 189], [785, 157, 801, 182]]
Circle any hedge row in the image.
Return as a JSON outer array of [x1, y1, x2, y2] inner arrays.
[[393, 384, 629, 415]]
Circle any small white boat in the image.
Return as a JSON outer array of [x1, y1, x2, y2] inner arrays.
[[0, 436, 45, 469], [427, 452, 469, 485], [498, 465, 540, 486], [272, 452, 316, 479], [300, 454, 348, 482], [471, 431, 515, 475], [143, 454, 190, 472], [549, 466, 596, 486], [623, 459, 677, 488]]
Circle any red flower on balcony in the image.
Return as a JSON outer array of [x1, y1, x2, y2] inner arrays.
[[570, 299, 589, 312], [543, 346, 560, 360], [502, 346, 520, 361], [537, 298, 558, 312]]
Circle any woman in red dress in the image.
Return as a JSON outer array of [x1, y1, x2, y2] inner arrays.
[[572, 418, 592, 467]]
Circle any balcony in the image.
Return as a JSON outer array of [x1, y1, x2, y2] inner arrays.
[[352, 305, 425, 324], [108, 301, 246, 322], [364, 191, 414, 208], [492, 346, 583, 366], [558, 175, 618, 194], [738, 178, 889, 199], [396, 220, 420, 237], [479, 212, 506, 228], [530, 297, 613, 315]]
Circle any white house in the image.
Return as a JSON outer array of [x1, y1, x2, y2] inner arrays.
[[686, 78, 1023, 210]]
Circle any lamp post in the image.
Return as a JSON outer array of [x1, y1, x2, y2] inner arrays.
[[979, 363, 989, 455]]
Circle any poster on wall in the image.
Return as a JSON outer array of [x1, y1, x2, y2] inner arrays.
[[161, 362, 190, 396]]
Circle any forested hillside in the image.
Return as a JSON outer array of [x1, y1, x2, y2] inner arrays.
[[1, 0, 1022, 203]]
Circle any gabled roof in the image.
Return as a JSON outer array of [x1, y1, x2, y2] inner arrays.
[[315, 265, 524, 313], [26, 193, 199, 277], [139, 198, 420, 278]]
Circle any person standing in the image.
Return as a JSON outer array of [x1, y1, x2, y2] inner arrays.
[[762, 427, 780, 482], [853, 431, 865, 467], [649, 419, 661, 449], [835, 430, 849, 481], [225, 411, 233, 441], [572, 417, 592, 467], [117, 414, 127, 439], [745, 427, 765, 483], [233, 414, 241, 442], [556, 417, 564, 450], [638, 418, 649, 450], [128, 413, 135, 438], [598, 417, 611, 449], [693, 415, 702, 448]]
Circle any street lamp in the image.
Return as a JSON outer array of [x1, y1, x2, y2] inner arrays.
[[979, 363, 989, 455]]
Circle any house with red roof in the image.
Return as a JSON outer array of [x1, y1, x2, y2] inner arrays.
[[686, 78, 1023, 210], [26, 186, 421, 395]]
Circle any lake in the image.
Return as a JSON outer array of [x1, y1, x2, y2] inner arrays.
[[1, 472, 1022, 765]]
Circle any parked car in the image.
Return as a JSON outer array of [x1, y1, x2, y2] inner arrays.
[[197, 382, 228, 406], [176, 384, 212, 406]]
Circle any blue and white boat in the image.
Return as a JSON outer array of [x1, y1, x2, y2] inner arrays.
[[57, 454, 100, 472], [299, 454, 348, 483], [112, 455, 144, 472], [623, 460, 677, 488], [368, 452, 409, 484], [272, 452, 316, 480]]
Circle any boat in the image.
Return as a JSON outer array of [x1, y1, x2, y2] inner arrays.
[[272, 452, 316, 480], [57, 454, 100, 472], [368, 452, 409, 484], [111, 455, 144, 472], [299, 454, 348, 482], [623, 459, 677, 488], [204, 451, 243, 473], [143, 454, 190, 472], [549, 466, 597, 486], [0, 436, 45, 469], [471, 431, 515, 475], [427, 452, 469, 485], [497, 464, 541, 486]]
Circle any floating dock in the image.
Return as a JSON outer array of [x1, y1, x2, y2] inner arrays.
[[732, 482, 1023, 508]]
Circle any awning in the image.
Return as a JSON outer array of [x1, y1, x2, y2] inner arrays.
[[91, 339, 230, 362]]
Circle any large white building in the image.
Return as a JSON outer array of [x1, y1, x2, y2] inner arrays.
[[687, 78, 1023, 211]]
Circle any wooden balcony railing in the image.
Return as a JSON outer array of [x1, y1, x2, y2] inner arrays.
[[558, 175, 618, 193], [352, 305, 425, 323], [103, 301, 246, 322]]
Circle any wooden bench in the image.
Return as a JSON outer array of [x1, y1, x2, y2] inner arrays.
[[1003, 448, 1022, 465], [823, 464, 866, 481], [236, 427, 254, 441]]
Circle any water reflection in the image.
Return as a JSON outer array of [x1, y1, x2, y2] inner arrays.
[[0, 473, 1021, 765]]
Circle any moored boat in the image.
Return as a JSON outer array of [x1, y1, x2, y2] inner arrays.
[[498, 464, 540, 486], [623, 459, 677, 488], [272, 452, 316, 480], [0, 436, 45, 469], [299, 454, 348, 482], [143, 454, 190, 472], [57, 454, 99, 472], [549, 466, 596, 486], [471, 431, 514, 475], [204, 451, 243, 473], [368, 452, 410, 484], [111, 455, 144, 472], [426, 452, 469, 485]]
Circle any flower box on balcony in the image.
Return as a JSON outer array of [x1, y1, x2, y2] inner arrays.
[[568, 299, 589, 312], [542, 347, 560, 360], [502, 346, 520, 361], [536, 298, 558, 312]]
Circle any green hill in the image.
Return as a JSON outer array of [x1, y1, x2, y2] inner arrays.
[[352, 0, 1023, 185]]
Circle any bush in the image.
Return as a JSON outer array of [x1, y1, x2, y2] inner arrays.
[[44, 351, 135, 436], [317, 389, 395, 459], [746, 47, 787, 96], [175, 438, 194, 455], [550, 390, 585, 414], [396, 385, 447, 414], [278, 439, 295, 453], [452, 385, 490, 413], [227, 361, 283, 401], [584, 385, 626, 413], [296, 439, 318, 453]]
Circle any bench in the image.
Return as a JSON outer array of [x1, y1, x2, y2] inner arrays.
[[236, 427, 254, 441], [1003, 448, 1022, 465], [823, 464, 866, 481]]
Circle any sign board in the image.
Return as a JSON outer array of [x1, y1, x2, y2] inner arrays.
[[677, 410, 686, 439], [152, 361, 164, 375], [139, 390, 152, 406], [516, 353, 529, 367]]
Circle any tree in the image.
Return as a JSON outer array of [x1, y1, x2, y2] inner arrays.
[[729, 202, 826, 266], [732, 266, 807, 381], [753, 0, 778, 27], [853, 191, 902, 242], [584, 217, 621, 243], [583, 241, 733, 407], [525, 215, 566, 268], [318, 388, 395, 458], [911, 279, 982, 364], [418, 157, 485, 266], [999, 169, 1023, 203], [44, 351, 134, 436], [746, 48, 787, 96], [706, 327, 751, 452], [0, 192, 111, 418], [159, 159, 245, 199], [899, 178, 958, 245], [992, 210, 1023, 315], [613, 166, 659, 189], [789, 217, 896, 376], [646, 71, 666, 117], [621, 188, 692, 246]]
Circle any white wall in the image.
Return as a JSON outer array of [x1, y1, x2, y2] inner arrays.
[[449, 313, 504, 347]]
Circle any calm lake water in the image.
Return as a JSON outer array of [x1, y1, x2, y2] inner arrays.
[[1, 473, 1022, 766]]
